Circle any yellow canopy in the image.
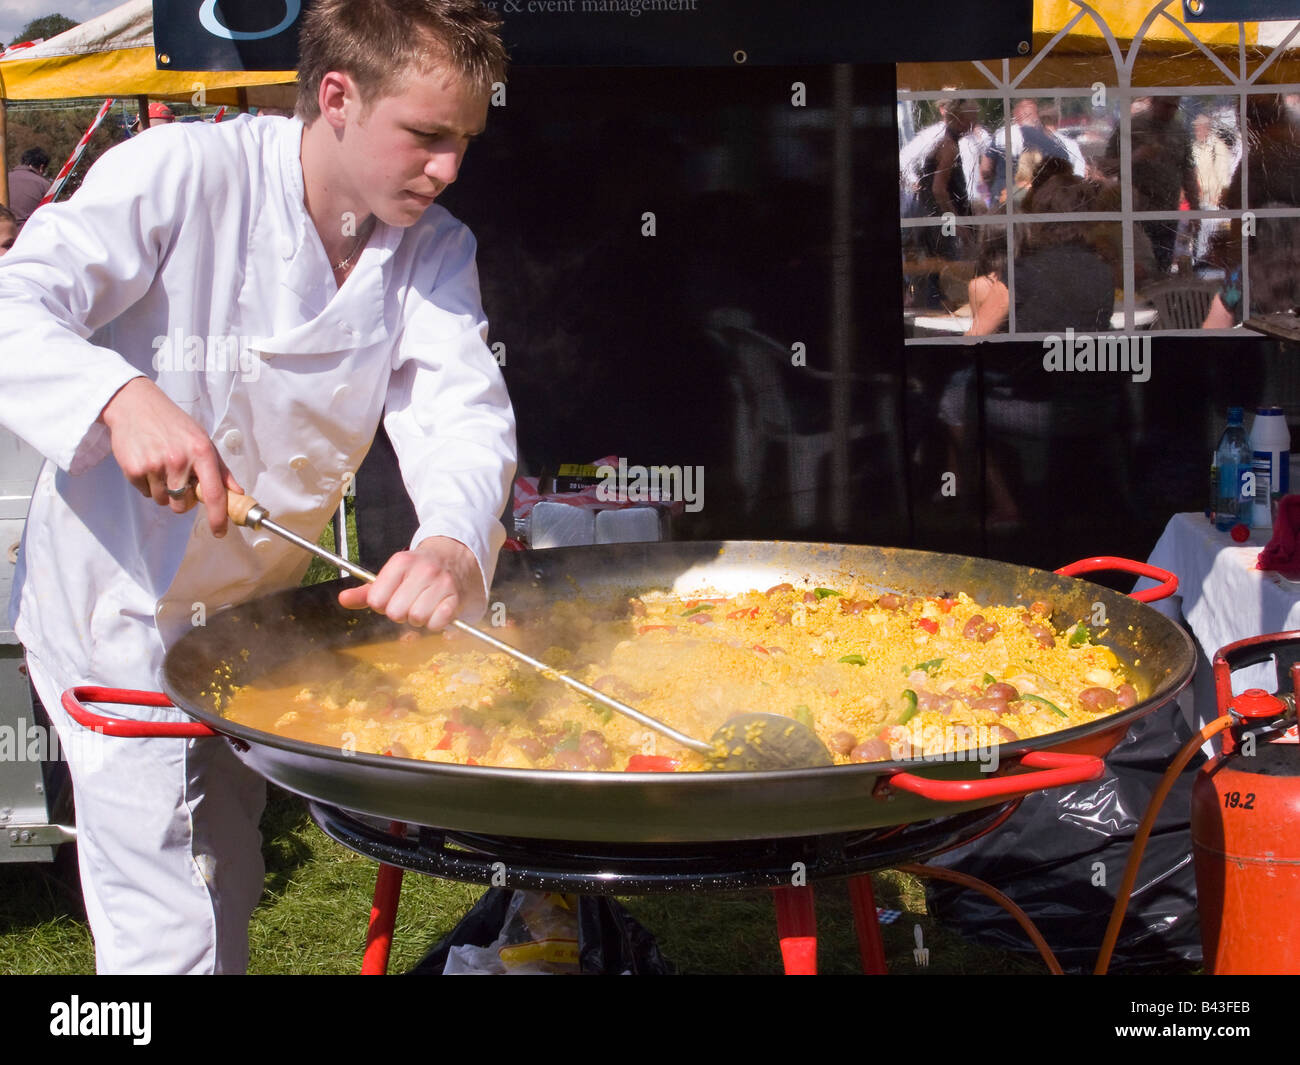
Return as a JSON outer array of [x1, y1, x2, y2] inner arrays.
[[0, 0, 295, 104], [898, 0, 1296, 91]]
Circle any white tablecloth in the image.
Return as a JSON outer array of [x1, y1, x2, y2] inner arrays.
[[1139, 512, 1300, 714], [911, 307, 1158, 336]]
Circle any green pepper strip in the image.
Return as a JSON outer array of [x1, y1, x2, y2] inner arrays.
[[839, 654, 866, 666], [680, 604, 715, 617], [912, 657, 945, 675], [896, 689, 919, 725], [983, 673, 997, 686], [793, 704, 814, 729], [814, 587, 842, 598], [1068, 623, 1090, 647], [1019, 693, 1068, 718]]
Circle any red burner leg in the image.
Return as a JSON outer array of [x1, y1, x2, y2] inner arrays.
[[360, 821, 407, 975], [848, 875, 888, 974], [771, 885, 818, 975]]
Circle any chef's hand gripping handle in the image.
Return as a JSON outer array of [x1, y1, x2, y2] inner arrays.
[[1054, 556, 1178, 603], [194, 483, 264, 528], [886, 750, 1103, 801], [62, 687, 217, 738]]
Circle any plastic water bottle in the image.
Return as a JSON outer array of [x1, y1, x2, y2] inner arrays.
[[1250, 406, 1290, 529], [1214, 407, 1253, 533]]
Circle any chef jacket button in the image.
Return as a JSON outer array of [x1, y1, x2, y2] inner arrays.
[[278, 239, 294, 259], [253, 537, 272, 552], [289, 455, 309, 471], [332, 384, 350, 403], [221, 429, 244, 454], [340, 321, 351, 333]]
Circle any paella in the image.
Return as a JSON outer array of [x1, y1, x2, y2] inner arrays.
[[220, 581, 1140, 772]]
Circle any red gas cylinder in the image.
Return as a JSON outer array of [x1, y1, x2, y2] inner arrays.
[[1193, 655, 1300, 974]]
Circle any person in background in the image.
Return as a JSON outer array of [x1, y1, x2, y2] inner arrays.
[[1015, 173, 1117, 332], [1203, 212, 1300, 327], [906, 98, 981, 306], [131, 100, 176, 133], [965, 226, 1009, 337], [981, 98, 1078, 207], [1038, 104, 1087, 178], [6, 147, 51, 227], [0, 204, 17, 253], [1106, 96, 1198, 274], [900, 98, 984, 217], [1192, 112, 1234, 264]]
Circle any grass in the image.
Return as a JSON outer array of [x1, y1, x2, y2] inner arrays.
[[0, 785, 1046, 974], [0, 507, 1049, 975]]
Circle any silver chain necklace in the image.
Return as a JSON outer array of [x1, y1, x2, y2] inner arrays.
[[333, 217, 376, 273]]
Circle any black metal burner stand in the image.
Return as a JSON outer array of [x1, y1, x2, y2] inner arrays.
[[308, 799, 1019, 893], [311, 799, 1022, 974]]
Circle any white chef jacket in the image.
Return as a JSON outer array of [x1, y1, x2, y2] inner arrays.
[[0, 114, 517, 691]]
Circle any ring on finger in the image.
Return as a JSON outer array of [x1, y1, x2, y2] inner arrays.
[[165, 484, 190, 499]]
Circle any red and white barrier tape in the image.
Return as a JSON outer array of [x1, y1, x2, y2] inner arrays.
[[39, 97, 115, 206]]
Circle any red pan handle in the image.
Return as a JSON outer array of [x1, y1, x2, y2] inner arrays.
[[1054, 556, 1178, 603], [886, 750, 1103, 801], [62, 686, 217, 738]]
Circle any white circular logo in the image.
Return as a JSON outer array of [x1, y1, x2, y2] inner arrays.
[[199, 0, 301, 42]]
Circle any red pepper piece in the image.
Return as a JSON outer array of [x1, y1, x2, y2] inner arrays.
[[625, 754, 682, 772], [916, 617, 939, 635]]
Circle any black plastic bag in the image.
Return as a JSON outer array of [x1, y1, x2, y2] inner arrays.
[[409, 888, 674, 975], [923, 698, 1204, 973]]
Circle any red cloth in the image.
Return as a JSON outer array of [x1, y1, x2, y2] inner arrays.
[[1257, 495, 1300, 578]]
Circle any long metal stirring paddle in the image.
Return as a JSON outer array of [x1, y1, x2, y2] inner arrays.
[[200, 487, 833, 770]]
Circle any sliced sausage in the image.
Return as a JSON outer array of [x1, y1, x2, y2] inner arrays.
[[828, 731, 857, 756], [1078, 686, 1117, 712], [850, 737, 891, 762], [552, 748, 589, 771], [579, 730, 614, 770]]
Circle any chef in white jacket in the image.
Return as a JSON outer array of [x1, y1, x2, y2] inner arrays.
[[0, 0, 515, 973]]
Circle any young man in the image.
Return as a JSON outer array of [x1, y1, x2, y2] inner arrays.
[[0, 0, 515, 973]]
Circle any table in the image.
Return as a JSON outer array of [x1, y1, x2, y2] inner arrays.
[[911, 307, 1157, 336], [1138, 512, 1300, 728]]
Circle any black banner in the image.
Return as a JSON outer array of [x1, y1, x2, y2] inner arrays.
[[153, 0, 1033, 72]]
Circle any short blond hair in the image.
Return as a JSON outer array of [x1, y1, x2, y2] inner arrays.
[[295, 0, 507, 123]]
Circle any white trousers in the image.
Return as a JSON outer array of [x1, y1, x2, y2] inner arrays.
[[27, 650, 266, 974]]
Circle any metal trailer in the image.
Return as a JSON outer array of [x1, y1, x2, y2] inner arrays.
[[0, 428, 75, 862]]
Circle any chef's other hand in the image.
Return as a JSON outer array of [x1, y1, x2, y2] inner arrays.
[[99, 377, 244, 537], [338, 536, 485, 630]]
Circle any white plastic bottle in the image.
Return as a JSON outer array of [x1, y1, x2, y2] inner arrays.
[[1250, 406, 1290, 529]]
